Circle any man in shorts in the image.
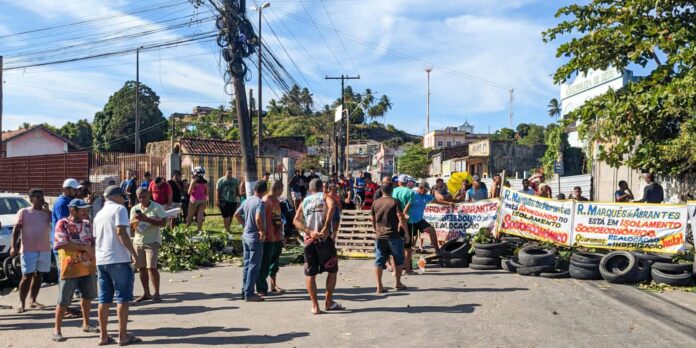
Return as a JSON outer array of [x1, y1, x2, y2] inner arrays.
[[52, 199, 99, 342], [130, 188, 167, 303], [94, 186, 142, 346], [371, 182, 408, 293], [217, 168, 240, 233], [257, 181, 285, 295], [409, 181, 441, 255], [293, 178, 344, 315], [289, 170, 305, 209], [392, 174, 415, 273], [10, 188, 52, 313]]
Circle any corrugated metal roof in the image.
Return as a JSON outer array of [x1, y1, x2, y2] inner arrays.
[[179, 138, 241, 156]]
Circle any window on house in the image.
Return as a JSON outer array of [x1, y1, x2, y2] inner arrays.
[[388, 160, 393, 166], [456, 141, 462, 145], [446, 141, 452, 147], [437, 141, 443, 147], [359, 148, 363, 154]]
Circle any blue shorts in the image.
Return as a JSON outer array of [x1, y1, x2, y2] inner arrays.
[[97, 263, 134, 304], [374, 238, 405, 268], [20, 251, 51, 274]]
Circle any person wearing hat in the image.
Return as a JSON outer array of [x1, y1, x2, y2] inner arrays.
[[52, 199, 99, 342], [392, 174, 416, 274], [464, 176, 488, 202], [93, 186, 143, 346], [409, 181, 441, 255], [51, 179, 83, 318]]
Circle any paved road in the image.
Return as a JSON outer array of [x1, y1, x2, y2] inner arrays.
[[1, 260, 695, 347]]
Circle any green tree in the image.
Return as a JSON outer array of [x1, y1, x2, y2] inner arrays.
[[543, 0, 696, 175], [296, 155, 322, 171], [58, 119, 92, 149], [396, 143, 429, 178], [547, 98, 561, 121], [517, 124, 546, 146], [542, 124, 585, 176], [93, 81, 166, 152], [490, 128, 516, 141]]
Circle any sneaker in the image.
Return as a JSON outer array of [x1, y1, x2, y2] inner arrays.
[[245, 295, 264, 302]]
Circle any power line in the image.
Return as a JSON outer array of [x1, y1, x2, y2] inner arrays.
[[298, 0, 346, 72], [266, 7, 327, 76], [318, 0, 359, 74]]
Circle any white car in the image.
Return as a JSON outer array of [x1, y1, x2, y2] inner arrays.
[[0, 194, 31, 255]]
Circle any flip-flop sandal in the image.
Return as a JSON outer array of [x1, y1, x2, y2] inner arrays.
[[152, 297, 162, 303], [134, 296, 151, 303], [99, 337, 116, 346], [16, 307, 26, 314], [64, 311, 82, 319], [118, 335, 142, 346], [325, 302, 346, 311], [30, 303, 47, 310], [82, 326, 100, 333], [395, 285, 407, 291]]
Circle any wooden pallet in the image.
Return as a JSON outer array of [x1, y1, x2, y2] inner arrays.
[[336, 210, 375, 257]]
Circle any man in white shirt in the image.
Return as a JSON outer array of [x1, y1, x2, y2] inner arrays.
[[93, 186, 143, 346]]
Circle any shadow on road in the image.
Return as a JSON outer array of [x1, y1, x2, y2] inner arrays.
[[143, 330, 310, 345], [131, 305, 238, 316], [347, 303, 481, 314]]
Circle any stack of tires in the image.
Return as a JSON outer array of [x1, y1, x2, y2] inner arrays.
[[470, 242, 507, 270], [569, 251, 603, 280], [598, 251, 651, 284], [509, 245, 567, 278], [650, 261, 694, 287], [438, 238, 470, 268]]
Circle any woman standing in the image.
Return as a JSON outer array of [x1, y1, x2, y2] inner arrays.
[[186, 167, 208, 233]]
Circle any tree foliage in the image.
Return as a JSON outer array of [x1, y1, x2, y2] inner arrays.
[[543, 0, 696, 175], [397, 143, 429, 178], [542, 124, 585, 176], [490, 128, 516, 141], [93, 81, 167, 152], [516, 124, 546, 146], [295, 155, 322, 171], [58, 119, 92, 149]]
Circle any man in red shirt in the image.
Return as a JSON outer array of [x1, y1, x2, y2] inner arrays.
[[148, 177, 172, 209], [362, 175, 379, 210]]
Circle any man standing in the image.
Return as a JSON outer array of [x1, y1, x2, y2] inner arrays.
[[371, 182, 408, 293], [52, 179, 81, 317], [217, 168, 240, 234], [409, 181, 441, 255], [299, 170, 309, 203], [149, 177, 173, 209], [94, 186, 142, 346], [257, 181, 285, 296], [140, 172, 152, 189], [52, 199, 99, 342], [615, 180, 634, 202], [490, 174, 502, 198], [465, 177, 488, 202], [569, 186, 589, 201], [293, 179, 343, 315], [131, 188, 167, 303], [11, 189, 52, 313], [432, 178, 452, 201], [355, 171, 366, 202], [233, 182, 267, 302], [637, 173, 664, 204], [520, 179, 536, 195], [289, 170, 305, 209], [392, 174, 415, 273], [362, 175, 379, 210], [120, 171, 138, 209], [307, 168, 320, 182], [168, 170, 184, 224]]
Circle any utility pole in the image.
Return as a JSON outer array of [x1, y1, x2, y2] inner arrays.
[[249, 88, 254, 120], [135, 47, 142, 153], [508, 88, 514, 129], [425, 67, 432, 134], [325, 74, 360, 174], [0, 56, 3, 157], [252, 2, 270, 156]]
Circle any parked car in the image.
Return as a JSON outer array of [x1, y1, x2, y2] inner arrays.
[[0, 194, 30, 255]]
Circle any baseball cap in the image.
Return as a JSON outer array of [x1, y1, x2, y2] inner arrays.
[[418, 181, 429, 189], [407, 176, 417, 183], [397, 174, 408, 183], [472, 175, 481, 181], [104, 185, 126, 198], [62, 178, 80, 189], [68, 199, 91, 209]]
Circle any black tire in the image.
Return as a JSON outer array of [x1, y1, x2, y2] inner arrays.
[[651, 268, 694, 287], [569, 264, 602, 280], [651, 262, 692, 273], [630, 252, 673, 264], [442, 258, 469, 268], [632, 258, 651, 283], [501, 258, 517, 273], [474, 247, 502, 258], [571, 252, 603, 264], [471, 256, 500, 266], [472, 242, 507, 250], [570, 259, 600, 270], [469, 263, 501, 270], [540, 269, 570, 279], [4, 256, 21, 285], [599, 251, 639, 284], [518, 246, 556, 267], [440, 239, 470, 259], [516, 264, 554, 276]]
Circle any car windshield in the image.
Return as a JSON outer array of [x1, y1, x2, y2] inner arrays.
[[0, 197, 30, 215]]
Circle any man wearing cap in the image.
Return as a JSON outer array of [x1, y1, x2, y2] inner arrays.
[[94, 186, 142, 346], [409, 181, 441, 255], [465, 176, 488, 202], [392, 174, 416, 273], [130, 188, 167, 303], [51, 179, 82, 318], [52, 199, 99, 342]]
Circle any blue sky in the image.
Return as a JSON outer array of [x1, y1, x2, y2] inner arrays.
[[0, 0, 580, 137]]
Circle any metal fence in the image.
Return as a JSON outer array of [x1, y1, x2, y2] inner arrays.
[[0, 152, 90, 195], [90, 152, 169, 193]]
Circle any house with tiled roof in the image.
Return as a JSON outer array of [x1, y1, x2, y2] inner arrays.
[[1, 125, 78, 158]]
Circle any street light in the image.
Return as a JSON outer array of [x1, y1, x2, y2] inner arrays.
[[251, 1, 270, 156]]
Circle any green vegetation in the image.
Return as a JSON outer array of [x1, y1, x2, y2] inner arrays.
[[396, 143, 430, 178], [544, 0, 696, 175]]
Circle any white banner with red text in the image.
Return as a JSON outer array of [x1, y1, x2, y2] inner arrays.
[[423, 199, 499, 241], [689, 201, 696, 241]]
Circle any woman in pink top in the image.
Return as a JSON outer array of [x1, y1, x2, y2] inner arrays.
[[186, 173, 208, 232]]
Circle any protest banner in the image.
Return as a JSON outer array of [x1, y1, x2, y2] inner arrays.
[[687, 201, 695, 244], [572, 202, 687, 254], [424, 199, 499, 241], [495, 188, 573, 246]]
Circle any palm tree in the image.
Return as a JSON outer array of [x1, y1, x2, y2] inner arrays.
[[548, 98, 561, 121], [377, 95, 393, 124]]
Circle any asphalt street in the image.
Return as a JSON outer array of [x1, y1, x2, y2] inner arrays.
[[1, 260, 695, 347]]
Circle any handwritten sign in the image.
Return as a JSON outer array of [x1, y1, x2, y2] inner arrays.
[[424, 199, 499, 241]]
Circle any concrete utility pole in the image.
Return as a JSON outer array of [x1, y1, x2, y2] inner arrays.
[[508, 88, 514, 129], [0, 56, 3, 157], [325, 74, 360, 174], [252, 2, 270, 157], [135, 46, 142, 153], [425, 67, 432, 134]]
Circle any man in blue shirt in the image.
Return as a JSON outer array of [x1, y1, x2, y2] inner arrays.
[[355, 171, 366, 202], [120, 171, 138, 208], [139, 172, 152, 189], [409, 181, 441, 256], [234, 181, 267, 302]]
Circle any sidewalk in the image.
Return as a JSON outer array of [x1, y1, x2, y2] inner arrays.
[[1, 260, 695, 347]]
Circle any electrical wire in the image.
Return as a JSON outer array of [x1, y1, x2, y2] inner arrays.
[[319, 0, 359, 74], [298, 0, 346, 72]]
